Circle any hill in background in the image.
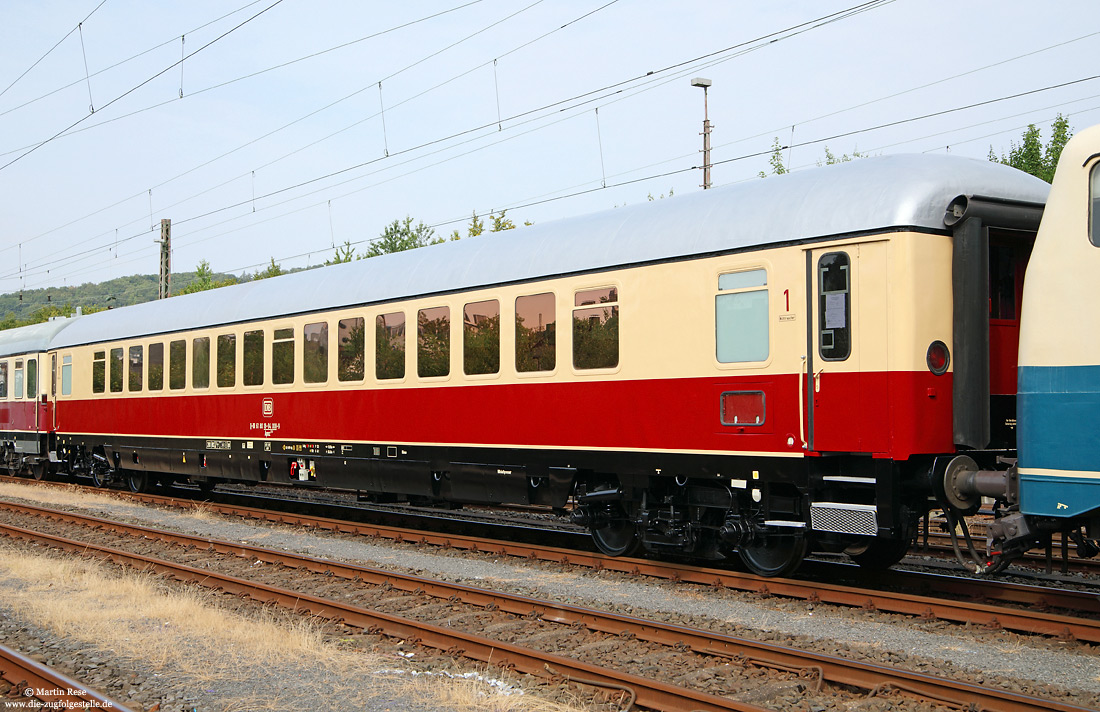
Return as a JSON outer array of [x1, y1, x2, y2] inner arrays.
[[0, 270, 238, 328]]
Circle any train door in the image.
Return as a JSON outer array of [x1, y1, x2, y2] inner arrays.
[[806, 241, 889, 453], [988, 229, 1033, 448]]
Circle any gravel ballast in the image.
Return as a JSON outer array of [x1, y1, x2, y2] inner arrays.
[[0, 482, 1098, 709]]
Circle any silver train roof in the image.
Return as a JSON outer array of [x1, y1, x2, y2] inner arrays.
[[51, 153, 1049, 349], [0, 317, 78, 355]]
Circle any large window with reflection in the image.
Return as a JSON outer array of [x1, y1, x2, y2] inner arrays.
[[244, 330, 264, 386], [148, 343, 164, 391], [573, 287, 618, 370], [463, 300, 499, 375], [418, 307, 450, 378], [516, 293, 555, 373], [375, 312, 405, 380], [128, 346, 143, 392], [192, 337, 210, 389], [304, 322, 328, 383], [217, 334, 236, 388], [92, 352, 105, 394], [109, 348, 123, 393], [170, 340, 186, 390], [338, 317, 365, 381]]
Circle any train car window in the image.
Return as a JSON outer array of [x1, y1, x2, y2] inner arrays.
[[192, 337, 210, 390], [128, 346, 143, 392], [1091, 163, 1100, 247], [463, 300, 500, 376], [0, 362, 8, 399], [375, 313, 404, 380], [92, 352, 105, 394], [272, 328, 294, 385], [148, 343, 164, 391], [304, 322, 328, 383], [516, 293, 555, 373], [216, 334, 236, 388], [338, 317, 365, 381], [169, 340, 186, 390], [14, 360, 23, 399], [418, 307, 450, 378], [243, 330, 264, 386], [109, 348, 123, 392], [25, 359, 36, 399], [573, 287, 618, 370], [61, 356, 72, 396], [715, 269, 769, 363], [818, 252, 851, 361]]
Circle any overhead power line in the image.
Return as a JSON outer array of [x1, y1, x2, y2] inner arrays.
[[0, 0, 268, 119], [0, 0, 286, 173], [0, 0, 108, 101]]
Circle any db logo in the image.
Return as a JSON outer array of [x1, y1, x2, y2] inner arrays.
[[262, 398, 274, 417]]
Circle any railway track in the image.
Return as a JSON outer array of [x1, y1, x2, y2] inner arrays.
[[4, 475, 1100, 642], [0, 640, 134, 712], [0, 498, 1088, 712]]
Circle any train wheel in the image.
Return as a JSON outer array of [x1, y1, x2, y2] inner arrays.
[[126, 470, 148, 493], [91, 465, 109, 488], [738, 535, 806, 577], [31, 462, 47, 482], [846, 537, 911, 570], [590, 508, 640, 557]]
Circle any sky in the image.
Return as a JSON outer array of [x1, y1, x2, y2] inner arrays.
[[0, 0, 1098, 295]]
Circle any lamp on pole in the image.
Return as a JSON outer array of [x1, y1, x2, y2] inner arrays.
[[690, 77, 713, 189]]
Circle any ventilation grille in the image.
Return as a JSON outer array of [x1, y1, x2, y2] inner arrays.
[[810, 502, 878, 536]]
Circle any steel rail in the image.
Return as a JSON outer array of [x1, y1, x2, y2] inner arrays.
[[0, 641, 136, 712], [3, 478, 1099, 635], [0, 500, 1091, 712], [0, 518, 773, 712]]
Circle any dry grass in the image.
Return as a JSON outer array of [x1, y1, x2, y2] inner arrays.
[[0, 480, 141, 513], [0, 545, 591, 712]]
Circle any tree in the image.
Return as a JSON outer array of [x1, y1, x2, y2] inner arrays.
[[253, 257, 285, 280], [366, 216, 438, 257], [324, 240, 357, 265], [758, 137, 789, 178], [177, 260, 238, 295], [989, 115, 1072, 183]]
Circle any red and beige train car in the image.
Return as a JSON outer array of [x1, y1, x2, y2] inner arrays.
[[28, 151, 1053, 576], [0, 318, 74, 479]]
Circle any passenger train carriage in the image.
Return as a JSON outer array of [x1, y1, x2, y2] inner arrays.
[[3, 125, 1100, 577]]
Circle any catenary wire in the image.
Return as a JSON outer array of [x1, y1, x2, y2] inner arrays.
[[0, 0, 108, 101], [0, 0, 286, 173]]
